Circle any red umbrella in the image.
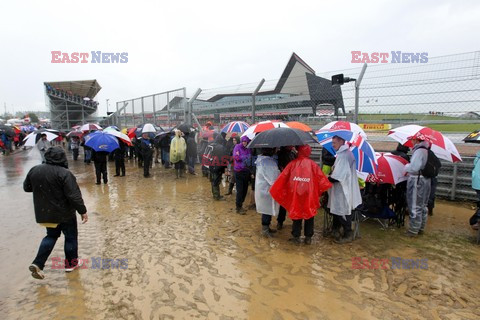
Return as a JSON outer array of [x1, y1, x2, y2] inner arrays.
[[366, 152, 409, 185]]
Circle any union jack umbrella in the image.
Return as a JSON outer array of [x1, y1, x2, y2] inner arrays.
[[241, 120, 288, 139], [221, 121, 250, 133], [388, 125, 462, 162], [316, 129, 377, 174]]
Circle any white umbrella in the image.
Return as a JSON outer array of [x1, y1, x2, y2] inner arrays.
[[80, 123, 102, 132], [104, 129, 132, 145], [139, 123, 156, 133], [23, 131, 58, 147]]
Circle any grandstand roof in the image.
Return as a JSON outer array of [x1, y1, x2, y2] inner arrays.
[[205, 52, 319, 102], [44, 79, 101, 98]]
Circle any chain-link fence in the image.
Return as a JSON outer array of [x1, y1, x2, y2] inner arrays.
[[102, 52, 480, 201], [101, 88, 186, 128]]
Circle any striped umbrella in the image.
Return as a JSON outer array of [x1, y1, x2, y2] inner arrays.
[[366, 152, 409, 185], [221, 121, 250, 133], [241, 120, 288, 139], [388, 125, 461, 162], [320, 121, 367, 139]]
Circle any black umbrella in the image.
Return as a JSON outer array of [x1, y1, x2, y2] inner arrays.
[[176, 123, 194, 134], [247, 127, 318, 149], [463, 130, 480, 143], [0, 124, 15, 137]]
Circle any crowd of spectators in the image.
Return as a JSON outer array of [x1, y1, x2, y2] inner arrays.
[[45, 84, 98, 108]]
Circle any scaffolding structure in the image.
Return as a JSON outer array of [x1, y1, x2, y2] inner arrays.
[[44, 80, 101, 130]]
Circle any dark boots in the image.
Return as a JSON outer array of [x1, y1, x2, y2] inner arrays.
[[225, 183, 234, 195], [262, 225, 277, 237]]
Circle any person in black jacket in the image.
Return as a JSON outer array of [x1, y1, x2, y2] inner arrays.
[[114, 140, 126, 177], [140, 133, 154, 177], [23, 146, 88, 279], [276, 146, 297, 229], [92, 149, 109, 184], [186, 132, 198, 175], [210, 134, 228, 200]]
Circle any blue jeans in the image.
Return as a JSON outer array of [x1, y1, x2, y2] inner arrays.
[[84, 148, 92, 163], [32, 216, 78, 270], [161, 148, 170, 168], [187, 155, 196, 173]]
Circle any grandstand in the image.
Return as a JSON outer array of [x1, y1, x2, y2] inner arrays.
[[44, 80, 101, 130], [154, 53, 344, 124]]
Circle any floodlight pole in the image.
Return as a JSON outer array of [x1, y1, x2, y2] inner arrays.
[[252, 78, 265, 123], [186, 88, 202, 125], [354, 63, 368, 124]]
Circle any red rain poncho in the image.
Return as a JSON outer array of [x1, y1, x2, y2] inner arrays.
[[270, 145, 332, 220]]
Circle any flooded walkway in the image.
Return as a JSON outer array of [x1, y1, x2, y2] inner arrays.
[[1, 149, 480, 319]]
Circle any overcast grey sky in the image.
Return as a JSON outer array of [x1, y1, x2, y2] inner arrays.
[[0, 0, 479, 116]]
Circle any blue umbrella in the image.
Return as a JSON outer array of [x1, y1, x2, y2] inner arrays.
[[316, 129, 377, 174], [85, 131, 119, 152]]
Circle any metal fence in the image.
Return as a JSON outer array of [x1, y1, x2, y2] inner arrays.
[[101, 88, 186, 128], [102, 51, 480, 201]]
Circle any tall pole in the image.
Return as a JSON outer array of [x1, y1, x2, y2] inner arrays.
[[354, 63, 368, 124], [187, 89, 202, 125], [106, 99, 109, 114], [252, 79, 265, 124]]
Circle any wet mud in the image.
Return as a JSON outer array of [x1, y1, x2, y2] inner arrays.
[[1, 149, 480, 319]]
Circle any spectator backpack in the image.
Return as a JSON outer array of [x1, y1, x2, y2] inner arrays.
[[202, 145, 214, 170], [418, 146, 442, 178]]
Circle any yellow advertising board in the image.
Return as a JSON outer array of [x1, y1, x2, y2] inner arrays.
[[359, 123, 392, 131]]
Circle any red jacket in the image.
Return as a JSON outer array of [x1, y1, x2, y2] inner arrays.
[[270, 145, 332, 220]]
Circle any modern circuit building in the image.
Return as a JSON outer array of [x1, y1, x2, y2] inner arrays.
[[44, 80, 101, 130]]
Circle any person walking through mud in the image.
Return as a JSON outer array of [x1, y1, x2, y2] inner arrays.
[[23, 146, 88, 279], [140, 133, 154, 178], [327, 136, 362, 244], [255, 148, 281, 237], [405, 134, 431, 237], [37, 133, 51, 163], [186, 131, 198, 175], [114, 139, 126, 177], [270, 145, 332, 244], [209, 133, 228, 200], [225, 136, 239, 195], [170, 129, 187, 178], [92, 149, 109, 184], [70, 136, 80, 161], [233, 136, 252, 214]]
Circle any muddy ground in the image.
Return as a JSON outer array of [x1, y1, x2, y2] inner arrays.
[[0, 149, 479, 320]]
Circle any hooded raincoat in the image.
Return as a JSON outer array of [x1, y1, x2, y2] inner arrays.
[[170, 130, 186, 164], [255, 155, 281, 216], [327, 144, 362, 216], [270, 145, 332, 220], [233, 136, 252, 172]]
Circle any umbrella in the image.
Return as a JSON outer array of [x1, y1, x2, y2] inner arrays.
[[316, 130, 378, 174], [366, 152, 409, 185], [242, 120, 289, 139], [463, 130, 480, 143], [23, 131, 58, 147], [66, 131, 83, 138], [388, 125, 462, 162], [137, 123, 161, 134], [201, 130, 215, 141], [104, 129, 132, 146], [0, 124, 15, 137], [104, 126, 120, 131], [127, 127, 137, 139], [221, 121, 250, 133], [176, 123, 194, 134], [84, 131, 119, 152], [286, 121, 312, 132], [320, 121, 367, 139], [80, 123, 102, 132], [247, 127, 317, 149]]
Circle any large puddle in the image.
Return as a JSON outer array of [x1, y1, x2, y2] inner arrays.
[[1, 149, 479, 319]]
